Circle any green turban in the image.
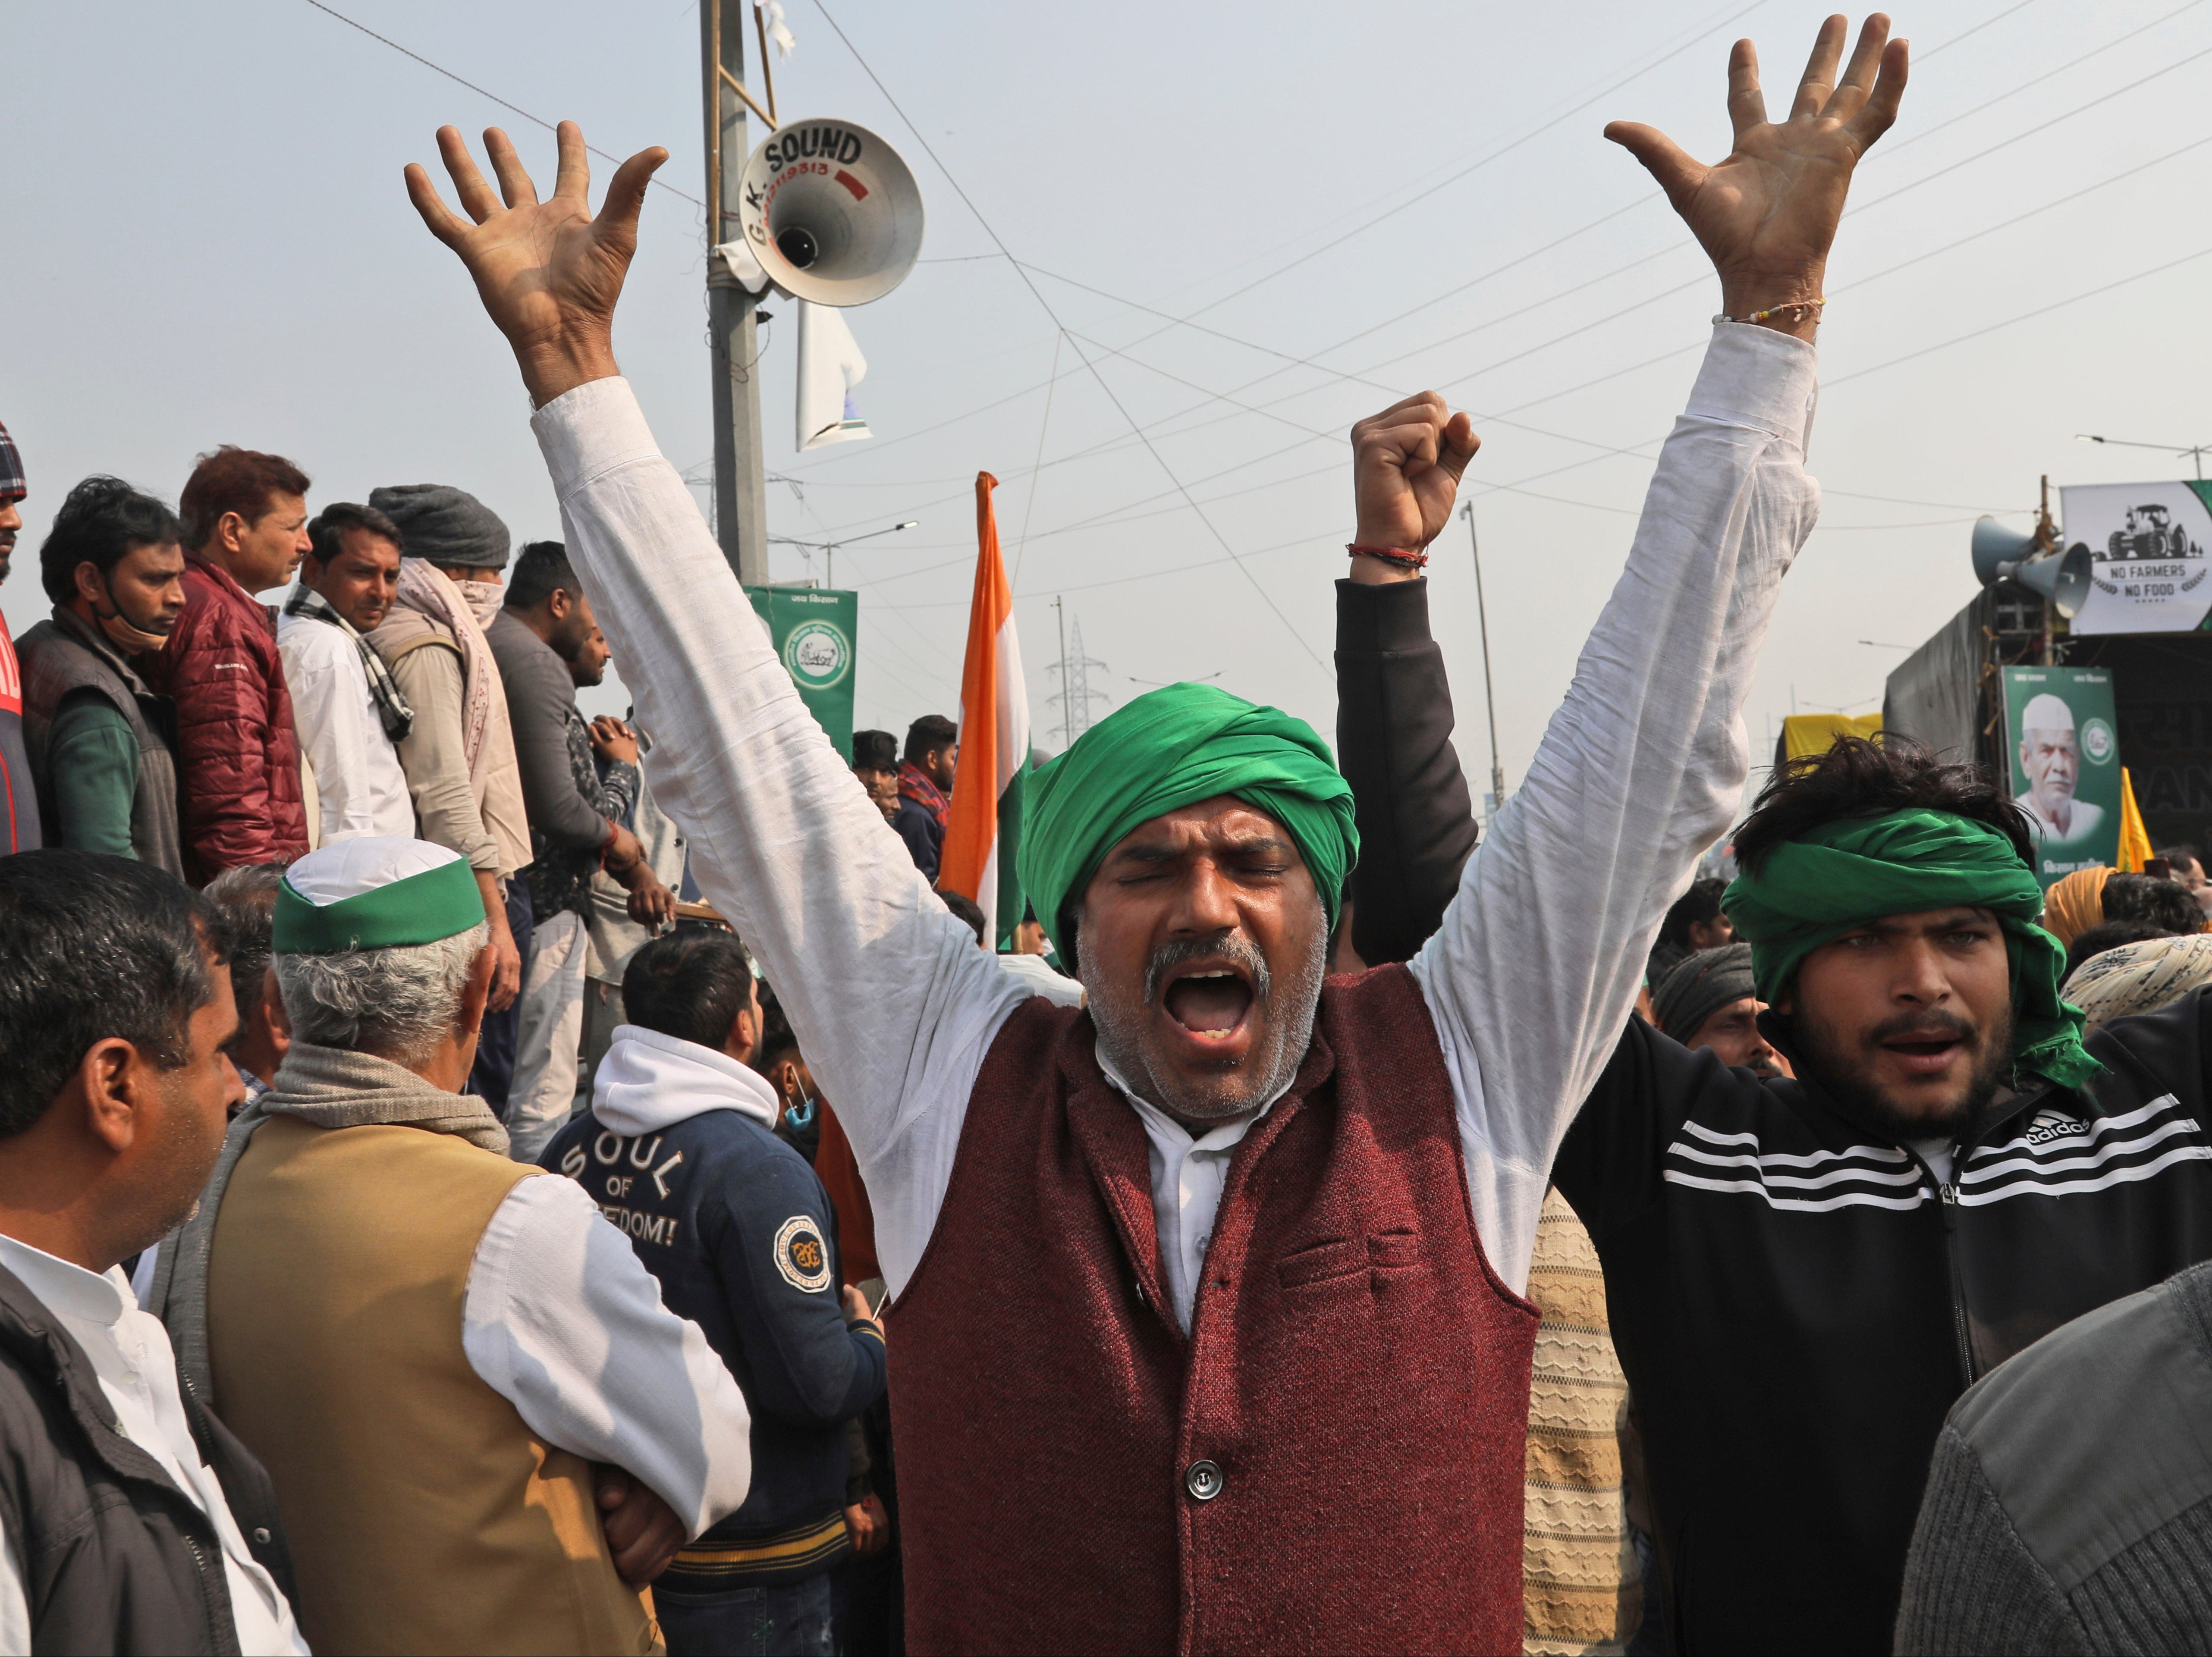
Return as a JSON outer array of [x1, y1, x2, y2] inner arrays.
[[1723, 809, 2099, 1090], [1018, 682, 1357, 955]]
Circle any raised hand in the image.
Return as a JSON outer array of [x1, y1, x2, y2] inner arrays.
[[405, 123, 668, 406], [1349, 392, 1480, 571], [1607, 14, 1908, 339]]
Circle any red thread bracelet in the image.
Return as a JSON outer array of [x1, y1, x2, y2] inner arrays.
[[1347, 543, 1428, 569]]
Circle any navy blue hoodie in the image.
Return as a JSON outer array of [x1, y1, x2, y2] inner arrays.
[[543, 1023, 886, 1585]]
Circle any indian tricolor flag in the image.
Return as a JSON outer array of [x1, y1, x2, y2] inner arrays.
[[939, 472, 1030, 948]]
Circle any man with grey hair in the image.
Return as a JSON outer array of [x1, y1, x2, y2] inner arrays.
[[151, 835, 752, 1654]]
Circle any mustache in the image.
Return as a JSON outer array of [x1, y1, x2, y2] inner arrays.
[[1865, 1010, 1981, 1048], [1143, 932, 1271, 1007]]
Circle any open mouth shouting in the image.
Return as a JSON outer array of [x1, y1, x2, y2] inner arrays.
[[1148, 938, 1270, 1065], [1164, 967, 1255, 1042]]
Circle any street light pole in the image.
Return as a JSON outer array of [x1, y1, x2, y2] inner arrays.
[[1462, 502, 1508, 814], [825, 519, 917, 590], [769, 519, 918, 589], [2078, 433, 2212, 481]]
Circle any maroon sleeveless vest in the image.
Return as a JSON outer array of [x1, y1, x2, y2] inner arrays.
[[888, 964, 1539, 1656]]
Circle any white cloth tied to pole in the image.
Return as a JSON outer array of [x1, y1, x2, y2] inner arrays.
[[797, 301, 871, 451]]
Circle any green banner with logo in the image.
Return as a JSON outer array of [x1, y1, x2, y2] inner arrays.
[[746, 586, 858, 759], [2001, 664, 2121, 888]]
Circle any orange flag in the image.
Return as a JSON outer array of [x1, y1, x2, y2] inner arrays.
[[937, 474, 1031, 947]]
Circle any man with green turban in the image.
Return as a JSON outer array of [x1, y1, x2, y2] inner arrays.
[[1343, 553, 2212, 1650], [405, 16, 1907, 1648], [1539, 736, 2212, 1652]]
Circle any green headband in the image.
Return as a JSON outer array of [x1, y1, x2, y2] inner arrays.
[[273, 857, 487, 955], [1723, 808, 2099, 1090], [1016, 682, 1358, 953]]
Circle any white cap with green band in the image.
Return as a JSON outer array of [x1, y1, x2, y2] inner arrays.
[[273, 838, 488, 956]]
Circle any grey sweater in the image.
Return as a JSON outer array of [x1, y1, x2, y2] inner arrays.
[[1895, 1258, 2212, 1654], [485, 612, 637, 922], [486, 612, 611, 854]]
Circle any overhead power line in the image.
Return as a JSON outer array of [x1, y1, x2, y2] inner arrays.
[[877, 124, 2212, 583], [784, 0, 2196, 511], [297, 0, 706, 210], [1050, 28, 2212, 471], [782, 0, 2085, 489], [808, 0, 1329, 672], [945, 102, 2212, 553]]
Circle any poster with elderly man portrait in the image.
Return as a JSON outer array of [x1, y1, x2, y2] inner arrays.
[[2004, 665, 2122, 888]]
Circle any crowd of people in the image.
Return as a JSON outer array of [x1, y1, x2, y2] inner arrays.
[[9, 15, 2212, 1657]]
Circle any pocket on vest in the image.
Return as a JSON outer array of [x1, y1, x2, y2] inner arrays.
[[1277, 1229, 1424, 1288]]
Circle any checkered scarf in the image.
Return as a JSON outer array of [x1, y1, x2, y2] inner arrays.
[[284, 584, 415, 741], [0, 418, 22, 502], [899, 760, 951, 830]]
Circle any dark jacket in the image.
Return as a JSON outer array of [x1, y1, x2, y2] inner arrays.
[[1896, 1255, 2212, 1654], [19, 607, 184, 878], [1335, 577, 1479, 965], [542, 1045, 886, 1585], [0, 1259, 298, 1654], [1332, 569, 2212, 1654], [1560, 1002, 2212, 1655], [893, 762, 947, 882], [0, 615, 41, 854], [484, 613, 635, 923], [151, 554, 308, 880]]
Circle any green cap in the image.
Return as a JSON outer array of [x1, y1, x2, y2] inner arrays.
[[273, 838, 487, 955]]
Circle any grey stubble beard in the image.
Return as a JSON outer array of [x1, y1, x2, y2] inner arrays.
[[1081, 922, 1328, 1126]]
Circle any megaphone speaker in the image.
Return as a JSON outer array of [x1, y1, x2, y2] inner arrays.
[[1970, 515, 2040, 586], [2009, 542, 2095, 620], [738, 120, 924, 307]]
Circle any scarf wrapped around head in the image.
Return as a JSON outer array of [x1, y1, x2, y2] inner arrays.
[[392, 559, 503, 770], [1017, 683, 1357, 955], [2063, 932, 2212, 1030], [2041, 865, 2114, 948], [1651, 944, 1757, 1042], [1724, 809, 2101, 1090]]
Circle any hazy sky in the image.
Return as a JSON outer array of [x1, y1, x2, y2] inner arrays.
[[9, 0, 2211, 807]]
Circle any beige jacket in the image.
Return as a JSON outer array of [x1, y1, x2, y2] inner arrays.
[[370, 609, 530, 876]]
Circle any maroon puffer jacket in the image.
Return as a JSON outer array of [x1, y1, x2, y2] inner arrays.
[[153, 552, 308, 881]]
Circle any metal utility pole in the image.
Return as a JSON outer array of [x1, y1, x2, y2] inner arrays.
[[703, 1, 770, 585], [1461, 503, 1507, 813]]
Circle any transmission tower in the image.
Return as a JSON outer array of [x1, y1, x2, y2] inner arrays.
[[1048, 607, 1112, 744]]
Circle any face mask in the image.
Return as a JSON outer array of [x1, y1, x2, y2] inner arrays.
[[88, 572, 171, 655], [454, 580, 505, 631], [783, 1090, 817, 1131]]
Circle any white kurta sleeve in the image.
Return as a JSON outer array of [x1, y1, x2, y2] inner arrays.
[[1409, 323, 1822, 1294], [461, 1173, 754, 1537], [531, 379, 1027, 1296]]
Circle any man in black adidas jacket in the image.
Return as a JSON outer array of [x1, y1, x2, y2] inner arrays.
[[1333, 569, 2212, 1656], [543, 926, 886, 1657]]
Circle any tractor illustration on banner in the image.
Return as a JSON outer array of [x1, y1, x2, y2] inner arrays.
[[2107, 503, 2196, 562]]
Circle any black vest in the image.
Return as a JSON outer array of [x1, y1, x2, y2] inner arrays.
[[16, 609, 183, 879], [0, 1260, 298, 1654]]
